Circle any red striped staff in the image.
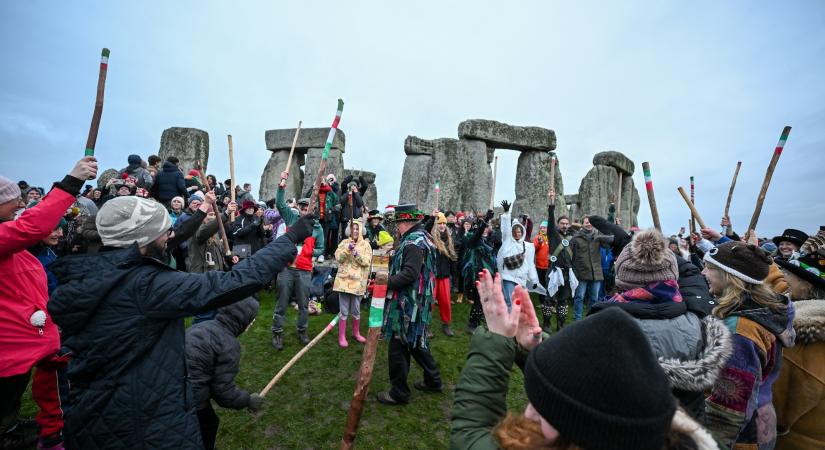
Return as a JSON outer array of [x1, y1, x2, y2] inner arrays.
[[642, 162, 662, 231], [84, 48, 110, 157], [747, 126, 791, 233], [308, 99, 344, 214]]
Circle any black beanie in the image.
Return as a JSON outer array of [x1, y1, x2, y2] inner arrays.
[[523, 308, 676, 450], [703, 241, 772, 285]]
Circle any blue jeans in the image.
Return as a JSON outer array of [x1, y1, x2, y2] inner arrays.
[[573, 280, 602, 321], [502, 280, 517, 310]]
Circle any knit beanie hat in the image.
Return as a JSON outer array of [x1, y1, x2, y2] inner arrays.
[[96, 196, 172, 248], [0, 176, 21, 205], [524, 307, 676, 450], [703, 241, 772, 284], [376, 230, 394, 247], [128, 154, 142, 165], [614, 229, 678, 291]]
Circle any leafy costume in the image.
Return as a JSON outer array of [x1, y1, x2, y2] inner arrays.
[[383, 227, 436, 348], [461, 219, 498, 326]]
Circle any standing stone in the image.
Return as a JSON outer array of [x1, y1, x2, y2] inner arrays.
[[577, 165, 639, 227], [512, 151, 567, 227], [343, 169, 378, 211], [97, 168, 120, 190], [259, 150, 304, 202], [457, 139, 493, 213], [158, 127, 209, 176], [592, 151, 635, 176], [458, 119, 556, 151], [399, 154, 433, 207], [265, 128, 345, 152], [302, 148, 344, 198]]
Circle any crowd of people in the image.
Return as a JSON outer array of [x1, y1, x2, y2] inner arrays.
[[1, 151, 823, 450]]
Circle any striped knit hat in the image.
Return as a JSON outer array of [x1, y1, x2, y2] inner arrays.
[[703, 241, 772, 285], [96, 196, 172, 248]]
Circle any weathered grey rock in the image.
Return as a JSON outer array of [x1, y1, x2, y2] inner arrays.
[[302, 148, 344, 198], [259, 150, 304, 202], [564, 193, 580, 205], [512, 151, 567, 226], [577, 165, 639, 227], [593, 151, 635, 176], [458, 119, 556, 151], [97, 168, 120, 190], [158, 127, 209, 176], [398, 138, 492, 213], [486, 145, 495, 164], [265, 128, 345, 152], [343, 169, 378, 210], [404, 136, 433, 156]]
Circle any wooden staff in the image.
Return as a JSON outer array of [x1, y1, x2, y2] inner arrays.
[[548, 155, 556, 205], [196, 160, 231, 256], [228, 135, 237, 221], [688, 176, 696, 234], [490, 155, 498, 209], [84, 48, 110, 157], [678, 186, 707, 230], [281, 121, 302, 183], [722, 161, 742, 235], [308, 99, 344, 215], [340, 261, 389, 449], [615, 172, 623, 225], [261, 316, 340, 397], [642, 162, 662, 231], [748, 126, 791, 231]]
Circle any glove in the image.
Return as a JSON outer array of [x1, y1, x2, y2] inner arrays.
[[285, 215, 315, 244], [484, 209, 494, 222], [248, 393, 264, 411], [501, 200, 510, 213]]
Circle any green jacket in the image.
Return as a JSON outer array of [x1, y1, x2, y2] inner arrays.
[[451, 328, 532, 450], [275, 186, 325, 256]]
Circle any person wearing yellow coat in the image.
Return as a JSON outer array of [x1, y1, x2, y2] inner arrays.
[[333, 218, 373, 348]]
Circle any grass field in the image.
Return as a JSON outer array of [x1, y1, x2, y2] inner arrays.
[[21, 289, 534, 449]]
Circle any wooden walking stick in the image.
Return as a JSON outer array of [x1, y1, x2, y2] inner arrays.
[[308, 99, 345, 215], [281, 121, 303, 184], [548, 155, 556, 205], [748, 126, 791, 232], [195, 160, 231, 256], [84, 48, 110, 158], [678, 186, 708, 230], [260, 316, 340, 397], [228, 135, 237, 221], [723, 161, 742, 236], [642, 162, 662, 231], [689, 176, 697, 234], [341, 254, 391, 449], [490, 155, 498, 209], [615, 172, 623, 225]]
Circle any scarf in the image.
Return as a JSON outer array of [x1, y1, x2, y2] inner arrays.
[[608, 279, 683, 305]]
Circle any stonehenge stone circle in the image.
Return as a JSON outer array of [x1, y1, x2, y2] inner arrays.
[[458, 119, 557, 151], [158, 127, 209, 176], [512, 151, 568, 225]]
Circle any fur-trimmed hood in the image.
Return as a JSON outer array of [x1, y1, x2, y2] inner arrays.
[[658, 316, 733, 392], [792, 299, 825, 345]]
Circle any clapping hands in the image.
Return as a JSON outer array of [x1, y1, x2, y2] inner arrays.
[[475, 270, 543, 350]]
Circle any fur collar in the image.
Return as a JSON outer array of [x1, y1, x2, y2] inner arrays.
[[792, 299, 825, 345], [658, 316, 733, 392]]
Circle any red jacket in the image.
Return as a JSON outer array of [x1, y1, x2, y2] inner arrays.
[[0, 187, 76, 376], [291, 236, 316, 271]]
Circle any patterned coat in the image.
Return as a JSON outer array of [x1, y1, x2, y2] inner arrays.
[[333, 237, 372, 296]]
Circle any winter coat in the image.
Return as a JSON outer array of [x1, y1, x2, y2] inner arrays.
[[366, 222, 387, 249], [185, 298, 259, 411], [333, 237, 372, 296], [705, 293, 795, 449], [74, 213, 102, 254], [231, 213, 265, 255], [152, 161, 188, 202], [29, 244, 59, 295], [546, 204, 575, 270], [591, 281, 733, 421], [316, 184, 338, 224], [571, 227, 614, 281], [188, 213, 232, 273], [675, 254, 715, 318], [339, 189, 364, 224], [496, 213, 540, 289], [120, 163, 153, 189], [533, 233, 549, 270], [0, 185, 76, 377], [773, 299, 825, 450], [274, 185, 325, 256], [47, 235, 297, 450]]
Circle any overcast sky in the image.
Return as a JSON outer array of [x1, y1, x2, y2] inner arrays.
[[1, 1, 823, 237]]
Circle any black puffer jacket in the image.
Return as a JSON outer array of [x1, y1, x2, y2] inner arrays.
[[675, 254, 715, 318], [48, 236, 297, 450], [186, 298, 259, 411]]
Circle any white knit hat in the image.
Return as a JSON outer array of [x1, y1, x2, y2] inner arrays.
[[96, 196, 172, 248], [0, 176, 22, 205]]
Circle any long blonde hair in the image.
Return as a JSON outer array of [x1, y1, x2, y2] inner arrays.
[[706, 265, 787, 318], [431, 223, 457, 261]]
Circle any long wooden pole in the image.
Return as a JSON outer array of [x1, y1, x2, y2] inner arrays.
[[196, 160, 231, 256], [340, 265, 389, 449], [642, 162, 662, 231], [261, 316, 340, 397], [678, 186, 708, 230], [548, 155, 556, 206], [228, 135, 237, 222], [282, 121, 303, 181], [84, 48, 110, 158], [748, 126, 791, 232], [615, 172, 623, 225], [689, 176, 696, 234], [308, 99, 345, 215], [490, 155, 498, 209], [723, 161, 742, 236]]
